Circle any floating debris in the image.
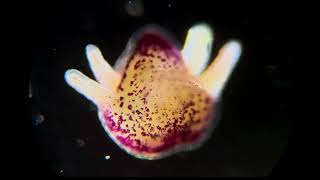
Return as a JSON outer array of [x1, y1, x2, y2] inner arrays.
[[47, 48, 57, 57], [125, 0, 144, 17], [29, 80, 32, 98], [105, 155, 111, 160], [76, 138, 86, 147], [32, 114, 45, 126], [57, 169, 64, 176]]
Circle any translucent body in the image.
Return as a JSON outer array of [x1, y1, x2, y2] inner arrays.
[[65, 24, 242, 159]]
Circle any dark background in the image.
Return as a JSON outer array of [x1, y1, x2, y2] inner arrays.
[[30, 0, 295, 177]]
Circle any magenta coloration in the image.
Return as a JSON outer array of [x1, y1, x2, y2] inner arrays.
[[102, 92, 214, 154], [135, 32, 182, 63], [64, 23, 242, 160]]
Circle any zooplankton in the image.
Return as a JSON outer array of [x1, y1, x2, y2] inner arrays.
[[65, 23, 242, 160]]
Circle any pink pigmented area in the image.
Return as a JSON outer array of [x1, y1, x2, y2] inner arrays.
[[102, 108, 209, 154], [135, 33, 182, 63], [116, 128, 203, 154], [99, 27, 216, 158], [104, 110, 128, 134]]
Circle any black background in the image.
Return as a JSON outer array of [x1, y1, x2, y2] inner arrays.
[[30, 0, 296, 177]]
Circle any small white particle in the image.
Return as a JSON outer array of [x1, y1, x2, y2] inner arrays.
[[105, 155, 111, 160], [168, 4, 171, 8]]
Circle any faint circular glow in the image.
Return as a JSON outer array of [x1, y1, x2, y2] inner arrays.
[[125, 0, 144, 17], [32, 114, 45, 126], [76, 138, 86, 147]]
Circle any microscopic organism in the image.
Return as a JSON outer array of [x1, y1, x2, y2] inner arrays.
[[65, 23, 242, 160]]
